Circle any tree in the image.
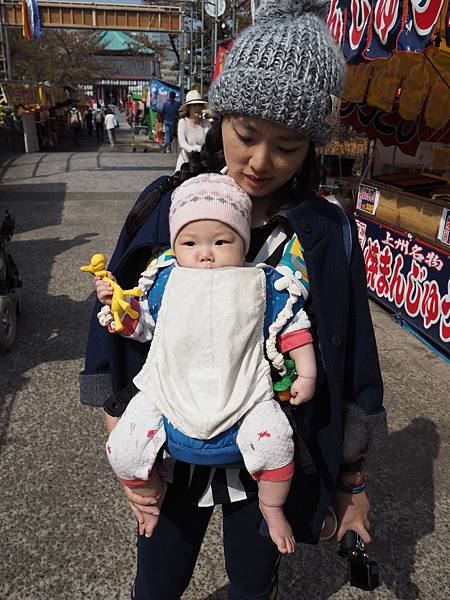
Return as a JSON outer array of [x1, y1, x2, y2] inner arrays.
[[9, 29, 108, 85], [127, 33, 167, 59]]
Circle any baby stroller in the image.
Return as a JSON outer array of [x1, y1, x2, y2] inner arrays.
[[0, 210, 22, 351]]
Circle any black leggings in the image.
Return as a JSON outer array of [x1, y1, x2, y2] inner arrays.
[[133, 484, 280, 600]]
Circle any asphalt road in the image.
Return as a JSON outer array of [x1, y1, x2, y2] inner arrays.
[[0, 134, 448, 600]]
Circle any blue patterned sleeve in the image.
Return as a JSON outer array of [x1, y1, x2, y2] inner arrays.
[[263, 234, 311, 339]]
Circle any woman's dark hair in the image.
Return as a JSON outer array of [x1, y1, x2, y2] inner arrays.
[[125, 120, 225, 238], [125, 118, 319, 238]]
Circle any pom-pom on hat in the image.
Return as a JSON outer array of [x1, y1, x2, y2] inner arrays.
[[170, 173, 252, 253], [208, 0, 346, 145]]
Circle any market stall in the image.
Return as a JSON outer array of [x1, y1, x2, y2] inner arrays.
[[355, 178, 449, 356], [0, 81, 70, 153], [0, 81, 40, 152], [327, 0, 450, 357], [125, 81, 182, 151]]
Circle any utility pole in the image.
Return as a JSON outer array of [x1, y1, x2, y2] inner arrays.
[[0, 0, 12, 80], [212, 0, 218, 75], [188, 1, 193, 90], [200, 0, 204, 95], [179, 6, 185, 101]]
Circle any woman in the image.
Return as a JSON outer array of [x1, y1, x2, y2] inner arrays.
[[175, 90, 211, 172], [81, 1, 387, 598]]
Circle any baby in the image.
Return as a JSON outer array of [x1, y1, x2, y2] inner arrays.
[[96, 174, 317, 554]]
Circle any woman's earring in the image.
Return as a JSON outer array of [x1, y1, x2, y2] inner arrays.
[[290, 174, 299, 191]]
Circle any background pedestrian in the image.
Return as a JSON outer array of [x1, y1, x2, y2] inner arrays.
[[175, 90, 211, 172], [161, 91, 181, 153], [84, 107, 93, 136], [69, 107, 82, 148], [104, 110, 118, 147], [94, 107, 105, 143]]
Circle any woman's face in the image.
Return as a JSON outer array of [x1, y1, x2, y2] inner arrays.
[[222, 116, 310, 199], [188, 104, 204, 119]]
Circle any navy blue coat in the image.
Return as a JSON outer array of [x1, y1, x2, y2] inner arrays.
[[80, 175, 385, 543]]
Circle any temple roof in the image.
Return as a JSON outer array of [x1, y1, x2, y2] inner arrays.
[[98, 31, 155, 55]]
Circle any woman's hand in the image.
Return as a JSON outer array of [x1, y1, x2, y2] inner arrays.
[[334, 489, 371, 544], [121, 483, 161, 536]]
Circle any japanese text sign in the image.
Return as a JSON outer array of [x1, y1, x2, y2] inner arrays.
[[356, 215, 449, 357]]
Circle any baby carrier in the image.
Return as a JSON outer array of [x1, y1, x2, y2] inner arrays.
[[133, 241, 309, 468]]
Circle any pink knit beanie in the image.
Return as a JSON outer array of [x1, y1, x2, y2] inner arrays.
[[169, 173, 252, 253]]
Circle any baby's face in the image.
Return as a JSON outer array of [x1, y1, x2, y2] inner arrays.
[[174, 220, 245, 269]]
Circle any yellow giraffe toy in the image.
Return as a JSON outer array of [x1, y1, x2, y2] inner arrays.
[[81, 254, 142, 333]]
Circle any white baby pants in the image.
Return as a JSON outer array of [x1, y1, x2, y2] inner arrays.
[[106, 392, 293, 481]]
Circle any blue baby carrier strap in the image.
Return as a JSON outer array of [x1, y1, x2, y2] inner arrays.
[[333, 203, 353, 265], [163, 417, 243, 468]]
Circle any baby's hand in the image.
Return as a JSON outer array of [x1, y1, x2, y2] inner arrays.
[[95, 274, 116, 306], [289, 375, 316, 406]]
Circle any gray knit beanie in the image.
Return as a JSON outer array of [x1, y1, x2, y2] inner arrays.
[[208, 0, 346, 145]]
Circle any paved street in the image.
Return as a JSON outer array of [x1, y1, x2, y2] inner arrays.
[[0, 139, 448, 600]]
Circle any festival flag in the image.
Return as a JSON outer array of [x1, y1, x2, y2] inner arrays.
[[22, 0, 42, 41], [327, 0, 448, 62], [22, 0, 32, 40], [213, 43, 232, 81]]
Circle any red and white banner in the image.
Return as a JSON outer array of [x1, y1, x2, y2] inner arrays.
[[327, 0, 448, 62]]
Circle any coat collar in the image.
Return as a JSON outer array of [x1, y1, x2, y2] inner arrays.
[[287, 193, 334, 254]]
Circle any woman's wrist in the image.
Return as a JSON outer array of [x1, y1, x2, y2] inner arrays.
[[338, 470, 364, 485], [335, 479, 366, 494], [336, 469, 366, 494]]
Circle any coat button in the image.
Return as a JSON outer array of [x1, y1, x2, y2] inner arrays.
[[332, 334, 343, 349], [300, 220, 312, 233]]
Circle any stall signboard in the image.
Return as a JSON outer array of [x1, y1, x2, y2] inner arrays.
[[356, 214, 450, 357], [357, 184, 380, 215], [1, 82, 39, 106], [438, 208, 450, 246], [149, 80, 180, 112]]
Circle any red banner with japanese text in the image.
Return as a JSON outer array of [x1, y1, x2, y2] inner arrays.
[[356, 214, 450, 357], [213, 43, 233, 81]]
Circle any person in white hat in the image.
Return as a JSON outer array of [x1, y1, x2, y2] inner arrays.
[[175, 90, 211, 172]]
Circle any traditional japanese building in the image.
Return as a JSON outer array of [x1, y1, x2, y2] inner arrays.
[[83, 30, 160, 106]]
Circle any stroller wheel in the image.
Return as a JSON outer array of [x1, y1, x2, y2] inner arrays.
[[0, 296, 16, 352]]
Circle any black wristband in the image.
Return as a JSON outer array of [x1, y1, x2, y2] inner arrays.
[[103, 381, 139, 417], [339, 458, 365, 473]]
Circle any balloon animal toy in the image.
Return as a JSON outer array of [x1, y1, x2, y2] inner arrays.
[[81, 254, 142, 333]]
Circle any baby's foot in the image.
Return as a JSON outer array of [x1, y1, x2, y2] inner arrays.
[[259, 503, 296, 554]]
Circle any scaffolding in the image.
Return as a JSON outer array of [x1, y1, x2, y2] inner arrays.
[[0, 0, 11, 79]]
